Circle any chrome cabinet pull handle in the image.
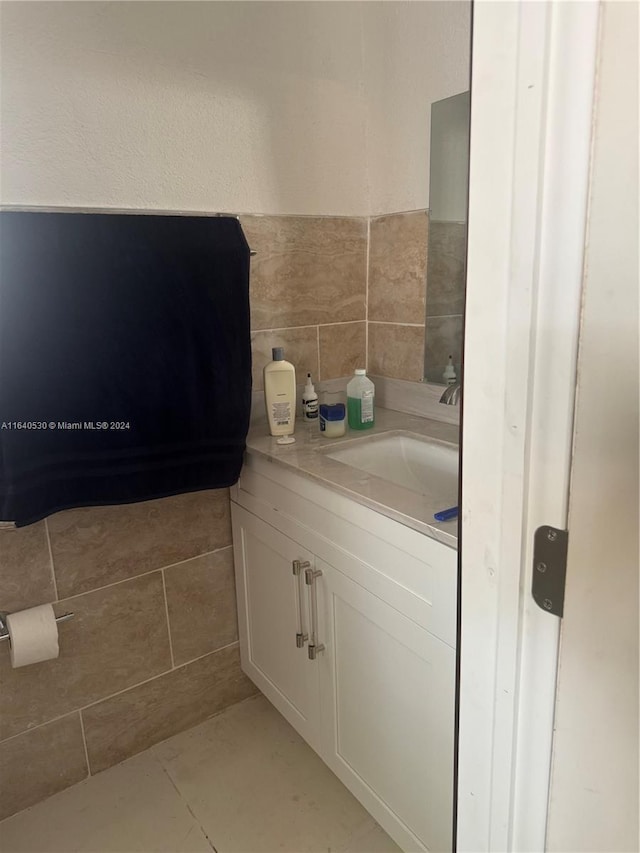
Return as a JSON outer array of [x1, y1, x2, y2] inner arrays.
[[305, 567, 325, 660], [292, 560, 310, 648]]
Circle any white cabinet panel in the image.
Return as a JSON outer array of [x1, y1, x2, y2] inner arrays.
[[231, 477, 456, 853], [318, 561, 455, 853], [231, 504, 321, 749], [236, 462, 458, 648]]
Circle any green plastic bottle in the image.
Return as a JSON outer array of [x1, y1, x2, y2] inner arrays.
[[346, 369, 375, 430]]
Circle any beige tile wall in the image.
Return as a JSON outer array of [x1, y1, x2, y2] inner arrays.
[[243, 210, 445, 390], [0, 490, 256, 820], [423, 220, 467, 383], [241, 215, 368, 392], [366, 209, 466, 384], [367, 210, 430, 382]]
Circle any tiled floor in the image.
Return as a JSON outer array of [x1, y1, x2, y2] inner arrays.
[[0, 695, 402, 853]]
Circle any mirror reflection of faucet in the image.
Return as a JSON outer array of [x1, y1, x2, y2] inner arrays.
[[439, 383, 461, 405]]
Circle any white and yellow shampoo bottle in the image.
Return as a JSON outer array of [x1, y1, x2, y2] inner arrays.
[[264, 347, 296, 444]]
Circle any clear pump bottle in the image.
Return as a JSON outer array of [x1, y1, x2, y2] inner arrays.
[[346, 369, 375, 430]]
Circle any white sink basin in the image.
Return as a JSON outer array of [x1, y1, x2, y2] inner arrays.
[[325, 433, 459, 500]]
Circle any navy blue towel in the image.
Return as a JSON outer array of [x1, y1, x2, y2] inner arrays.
[[0, 211, 252, 526]]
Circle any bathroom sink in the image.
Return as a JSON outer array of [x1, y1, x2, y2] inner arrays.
[[324, 433, 458, 499]]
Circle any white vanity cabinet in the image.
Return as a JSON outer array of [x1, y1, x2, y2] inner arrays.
[[231, 455, 457, 853], [231, 506, 322, 751]]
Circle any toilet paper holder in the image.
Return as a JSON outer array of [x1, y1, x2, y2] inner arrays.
[[0, 609, 74, 642]]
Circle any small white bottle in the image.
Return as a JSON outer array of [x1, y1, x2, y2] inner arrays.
[[443, 355, 457, 386], [302, 373, 319, 421], [264, 347, 296, 444]]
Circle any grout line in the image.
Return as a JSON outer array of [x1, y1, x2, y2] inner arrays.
[[73, 640, 242, 715], [316, 325, 322, 381], [368, 320, 426, 328], [55, 544, 233, 604], [78, 709, 92, 778], [56, 566, 164, 604], [365, 216, 371, 370], [158, 759, 218, 852], [252, 324, 317, 335], [178, 639, 241, 666], [0, 641, 241, 747], [317, 320, 366, 328], [425, 313, 465, 320], [43, 519, 59, 602], [159, 544, 233, 573], [253, 320, 366, 334], [161, 570, 176, 669]]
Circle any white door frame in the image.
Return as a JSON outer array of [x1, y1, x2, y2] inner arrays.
[[458, 2, 600, 851]]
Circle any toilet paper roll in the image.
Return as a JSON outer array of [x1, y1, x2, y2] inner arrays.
[[6, 604, 60, 668]]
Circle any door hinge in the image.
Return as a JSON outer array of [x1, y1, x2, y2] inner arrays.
[[532, 525, 568, 618]]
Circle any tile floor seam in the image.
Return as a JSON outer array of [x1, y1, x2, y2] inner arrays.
[[147, 692, 261, 763], [156, 755, 219, 853], [1, 693, 400, 852], [0, 697, 260, 827], [53, 544, 234, 603]]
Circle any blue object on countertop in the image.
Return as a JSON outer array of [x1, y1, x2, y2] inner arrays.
[[434, 506, 459, 522], [319, 403, 346, 421]]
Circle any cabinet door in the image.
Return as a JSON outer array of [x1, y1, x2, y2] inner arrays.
[[317, 558, 456, 853], [231, 504, 321, 749]]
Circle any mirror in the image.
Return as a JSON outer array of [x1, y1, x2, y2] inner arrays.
[[423, 91, 470, 385]]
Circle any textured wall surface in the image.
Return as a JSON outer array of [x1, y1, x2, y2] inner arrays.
[[363, 2, 471, 215], [0, 490, 256, 820], [0, 1, 470, 216], [0, 2, 367, 213]]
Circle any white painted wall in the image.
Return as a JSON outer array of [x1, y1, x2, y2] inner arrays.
[[0, 1, 367, 214], [0, 1, 470, 216], [362, 0, 471, 215]]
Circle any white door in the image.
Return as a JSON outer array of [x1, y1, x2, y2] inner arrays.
[[460, 1, 637, 850], [231, 504, 321, 749], [545, 4, 639, 851], [317, 558, 456, 853]]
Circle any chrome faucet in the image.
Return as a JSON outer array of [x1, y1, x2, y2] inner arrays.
[[439, 382, 461, 405]]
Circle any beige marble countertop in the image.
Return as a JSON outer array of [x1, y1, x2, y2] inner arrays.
[[245, 408, 459, 549]]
